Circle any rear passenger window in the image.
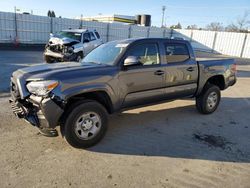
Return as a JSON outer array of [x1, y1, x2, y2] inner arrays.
[[94, 31, 100, 39], [165, 43, 190, 63], [89, 32, 96, 41]]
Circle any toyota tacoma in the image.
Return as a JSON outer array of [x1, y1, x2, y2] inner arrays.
[[10, 38, 237, 148]]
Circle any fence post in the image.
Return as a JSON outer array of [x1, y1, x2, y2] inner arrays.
[[240, 33, 248, 58], [163, 29, 166, 38], [212, 32, 218, 53], [128, 25, 132, 38], [170, 29, 174, 38], [80, 14, 83, 29], [106, 23, 110, 42], [190, 30, 194, 42], [50, 17, 53, 33], [147, 27, 150, 38]]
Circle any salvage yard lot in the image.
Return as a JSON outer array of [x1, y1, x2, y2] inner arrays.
[[0, 50, 250, 187]]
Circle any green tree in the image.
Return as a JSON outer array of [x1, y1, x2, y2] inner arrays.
[[170, 22, 182, 29], [47, 10, 56, 17], [186, 24, 198, 30], [47, 10, 51, 17], [51, 11, 56, 17]]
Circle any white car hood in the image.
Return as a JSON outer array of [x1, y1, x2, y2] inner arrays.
[[49, 37, 80, 45]]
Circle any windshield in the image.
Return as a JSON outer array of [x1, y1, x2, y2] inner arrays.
[[82, 41, 128, 65], [56, 31, 81, 41]]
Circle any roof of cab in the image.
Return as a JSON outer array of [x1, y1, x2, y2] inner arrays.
[[115, 37, 188, 44], [62, 29, 97, 33]]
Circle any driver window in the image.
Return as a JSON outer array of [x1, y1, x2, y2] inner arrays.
[[126, 43, 160, 65], [83, 33, 90, 41]]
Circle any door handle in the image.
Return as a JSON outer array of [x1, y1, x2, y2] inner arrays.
[[154, 70, 165, 75], [187, 67, 194, 72]]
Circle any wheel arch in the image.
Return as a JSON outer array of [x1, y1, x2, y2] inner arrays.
[[64, 90, 114, 114], [206, 75, 225, 90]]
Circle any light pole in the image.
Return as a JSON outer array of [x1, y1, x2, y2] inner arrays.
[[161, 6, 166, 28]]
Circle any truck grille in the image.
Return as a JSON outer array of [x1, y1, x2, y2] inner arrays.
[[49, 44, 63, 53]]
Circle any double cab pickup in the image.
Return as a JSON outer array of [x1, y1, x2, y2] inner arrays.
[[10, 38, 236, 148]]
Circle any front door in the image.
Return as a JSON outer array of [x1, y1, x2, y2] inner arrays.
[[118, 42, 165, 107]]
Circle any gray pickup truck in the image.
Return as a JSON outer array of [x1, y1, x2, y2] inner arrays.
[[10, 38, 236, 148]]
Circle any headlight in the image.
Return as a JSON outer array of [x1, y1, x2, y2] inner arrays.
[[26, 80, 59, 96], [67, 46, 74, 54]]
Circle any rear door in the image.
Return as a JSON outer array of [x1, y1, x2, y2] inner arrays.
[[94, 31, 103, 45], [89, 32, 100, 49], [118, 42, 165, 107], [162, 41, 198, 97]]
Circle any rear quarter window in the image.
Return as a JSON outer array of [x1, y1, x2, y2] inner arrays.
[[164, 43, 190, 63]]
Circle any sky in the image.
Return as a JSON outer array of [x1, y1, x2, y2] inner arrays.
[[0, 0, 249, 28]]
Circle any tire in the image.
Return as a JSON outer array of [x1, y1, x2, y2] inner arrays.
[[75, 52, 83, 63], [62, 100, 108, 148], [44, 55, 55, 64], [196, 83, 221, 114]]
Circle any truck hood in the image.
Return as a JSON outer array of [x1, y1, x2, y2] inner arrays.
[[12, 62, 111, 98], [13, 62, 103, 81], [49, 37, 80, 45]]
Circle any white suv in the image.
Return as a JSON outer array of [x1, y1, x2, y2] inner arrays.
[[44, 29, 103, 63]]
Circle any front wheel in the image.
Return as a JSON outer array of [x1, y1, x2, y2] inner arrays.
[[196, 84, 221, 114], [44, 55, 55, 63], [63, 100, 108, 148], [74, 52, 83, 63], [76, 54, 83, 62]]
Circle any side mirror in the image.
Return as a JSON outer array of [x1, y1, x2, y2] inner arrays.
[[124, 56, 142, 66], [83, 39, 90, 43], [49, 33, 54, 38]]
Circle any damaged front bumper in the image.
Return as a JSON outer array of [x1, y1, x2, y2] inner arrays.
[[9, 94, 64, 129], [44, 49, 78, 62]]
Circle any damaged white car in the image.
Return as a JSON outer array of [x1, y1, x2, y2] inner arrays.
[[44, 29, 103, 63]]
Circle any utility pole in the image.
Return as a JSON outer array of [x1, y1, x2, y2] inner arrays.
[[161, 5, 166, 28]]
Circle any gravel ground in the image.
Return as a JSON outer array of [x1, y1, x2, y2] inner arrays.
[[0, 50, 250, 188]]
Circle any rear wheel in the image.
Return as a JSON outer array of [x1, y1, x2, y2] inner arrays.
[[196, 84, 221, 114], [63, 100, 108, 148]]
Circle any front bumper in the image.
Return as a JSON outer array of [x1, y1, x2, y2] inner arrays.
[[9, 95, 64, 129], [44, 49, 77, 62]]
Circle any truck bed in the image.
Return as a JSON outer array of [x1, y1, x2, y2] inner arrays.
[[196, 57, 234, 62]]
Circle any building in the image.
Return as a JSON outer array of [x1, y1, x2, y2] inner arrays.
[[80, 14, 136, 24]]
